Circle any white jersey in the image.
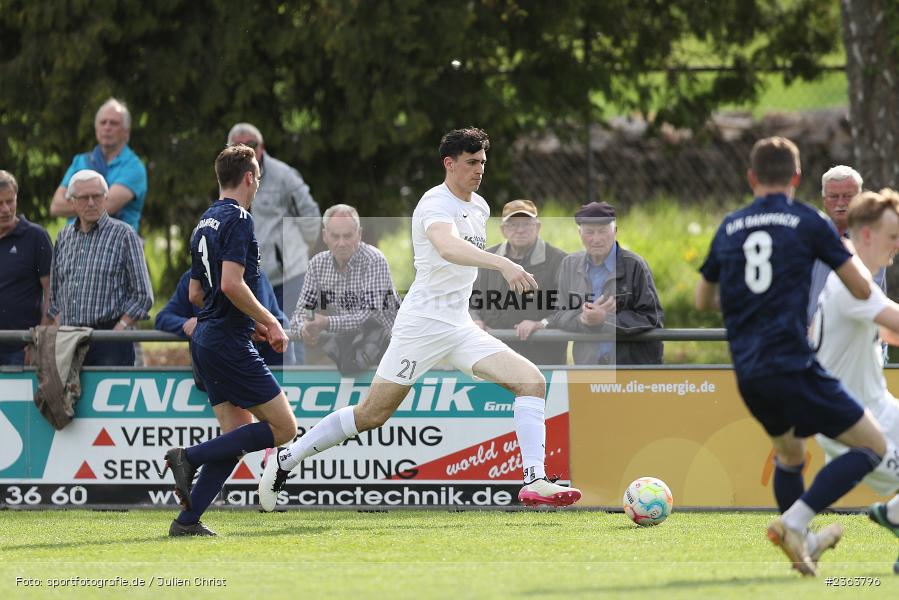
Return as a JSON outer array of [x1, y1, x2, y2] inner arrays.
[[813, 270, 899, 495], [395, 183, 489, 332], [812, 271, 891, 420]]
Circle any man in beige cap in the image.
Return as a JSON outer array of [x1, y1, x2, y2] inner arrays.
[[470, 199, 568, 364]]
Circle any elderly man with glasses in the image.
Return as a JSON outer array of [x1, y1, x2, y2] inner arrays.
[[48, 169, 153, 366], [806, 165, 888, 328]]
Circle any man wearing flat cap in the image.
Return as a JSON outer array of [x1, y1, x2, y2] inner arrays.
[[470, 199, 568, 364], [541, 201, 664, 365]]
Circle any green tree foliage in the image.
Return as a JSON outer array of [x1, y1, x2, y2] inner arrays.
[[0, 0, 841, 287]]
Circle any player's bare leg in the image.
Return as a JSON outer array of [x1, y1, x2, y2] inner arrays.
[[258, 377, 410, 511], [247, 391, 299, 447], [472, 350, 581, 507], [353, 377, 414, 432], [834, 411, 888, 457]]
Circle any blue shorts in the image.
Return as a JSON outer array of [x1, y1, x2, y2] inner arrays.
[[191, 341, 282, 409], [737, 361, 865, 439]]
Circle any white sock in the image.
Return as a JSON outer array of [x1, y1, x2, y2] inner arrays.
[[873, 439, 899, 479], [279, 406, 358, 471], [887, 494, 899, 524], [782, 499, 815, 532], [514, 396, 546, 483]]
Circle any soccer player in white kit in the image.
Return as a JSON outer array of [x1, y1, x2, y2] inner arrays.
[[812, 189, 899, 573], [259, 127, 582, 510]]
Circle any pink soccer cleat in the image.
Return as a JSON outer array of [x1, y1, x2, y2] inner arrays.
[[518, 478, 582, 507]]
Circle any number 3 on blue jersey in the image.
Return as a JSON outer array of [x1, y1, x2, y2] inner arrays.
[[743, 231, 773, 293], [198, 235, 213, 286]]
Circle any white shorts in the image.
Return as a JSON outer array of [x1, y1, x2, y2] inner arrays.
[[376, 320, 510, 384], [816, 398, 899, 495]]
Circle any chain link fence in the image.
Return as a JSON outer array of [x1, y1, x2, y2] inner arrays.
[[512, 69, 852, 208]]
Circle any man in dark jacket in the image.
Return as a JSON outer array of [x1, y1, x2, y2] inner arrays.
[[537, 202, 664, 365], [470, 200, 568, 364]]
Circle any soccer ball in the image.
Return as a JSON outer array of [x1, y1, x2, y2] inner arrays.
[[623, 477, 673, 526]]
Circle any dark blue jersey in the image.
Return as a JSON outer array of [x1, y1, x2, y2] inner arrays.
[[699, 194, 851, 380], [189, 198, 261, 351]]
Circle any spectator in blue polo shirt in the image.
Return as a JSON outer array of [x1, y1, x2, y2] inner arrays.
[[49, 98, 147, 232], [155, 269, 296, 366], [0, 170, 53, 366]]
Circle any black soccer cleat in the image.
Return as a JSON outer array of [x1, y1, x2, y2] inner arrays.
[[164, 448, 197, 511], [169, 519, 217, 537]]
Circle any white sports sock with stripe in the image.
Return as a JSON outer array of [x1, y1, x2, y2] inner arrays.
[[279, 406, 358, 471], [514, 396, 547, 484]]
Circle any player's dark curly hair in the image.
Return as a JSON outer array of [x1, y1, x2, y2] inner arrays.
[[215, 144, 257, 190], [439, 127, 490, 161]]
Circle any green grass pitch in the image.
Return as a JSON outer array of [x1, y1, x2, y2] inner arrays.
[[0, 509, 896, 599]]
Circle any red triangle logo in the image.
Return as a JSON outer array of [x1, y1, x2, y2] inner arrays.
[[231, 461, 255, 480], [92, 428, 115, 446], [74, 461, 97, 479]]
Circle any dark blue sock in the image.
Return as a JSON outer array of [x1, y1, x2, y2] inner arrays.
[[773, 459, 805, 513], [176, 457, 239, 525], [801, 448, 880, 512], [185, 422, 274, 467]]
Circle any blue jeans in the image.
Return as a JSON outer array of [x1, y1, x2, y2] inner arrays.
[[0, 349, 25, 366], [84, 339, 135, 367]]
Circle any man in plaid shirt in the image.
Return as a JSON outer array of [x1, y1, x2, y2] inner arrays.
[[291, 204, 399, 350], [49, 169, 153, 365]]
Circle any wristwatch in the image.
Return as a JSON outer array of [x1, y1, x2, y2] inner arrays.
[[539, 318, 549, 328]]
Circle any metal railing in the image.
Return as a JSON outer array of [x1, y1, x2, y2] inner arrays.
[[0, 328, 727, 343]]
